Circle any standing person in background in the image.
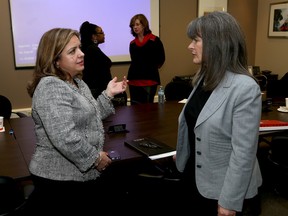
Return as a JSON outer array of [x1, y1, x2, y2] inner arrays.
[[174, 12, 262, 215], [79, 21, 113, 99], [25, 28, 127, 215], [80, 21, 127, 106], [127, 14, 165, 105]]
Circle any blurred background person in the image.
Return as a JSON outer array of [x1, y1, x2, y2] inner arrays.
[[127, 14, 165, 105], [80, 21, 127, 105]]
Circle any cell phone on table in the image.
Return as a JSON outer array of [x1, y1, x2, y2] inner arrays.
[[108, 150, 121, 161]]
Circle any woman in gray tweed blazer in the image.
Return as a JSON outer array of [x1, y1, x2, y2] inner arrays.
[[174, 12, 262, 216], [25, 28, 127, 215]]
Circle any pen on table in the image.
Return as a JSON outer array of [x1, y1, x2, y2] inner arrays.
[[9, 129, 16, 139]]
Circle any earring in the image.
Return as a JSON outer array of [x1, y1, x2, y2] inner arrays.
[[94, 39, 98, 44]]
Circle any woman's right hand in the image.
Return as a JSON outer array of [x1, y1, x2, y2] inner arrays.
[[95, 151, 112, 172], [106, 76, 128, 97]]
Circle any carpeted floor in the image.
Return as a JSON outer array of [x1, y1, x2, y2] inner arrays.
[[259, 188, 288, 216], [257, 141, 288, 216]]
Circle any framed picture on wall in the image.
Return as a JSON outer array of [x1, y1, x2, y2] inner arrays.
[[268, 2, 288, 38], [197, 0, 228, 17]]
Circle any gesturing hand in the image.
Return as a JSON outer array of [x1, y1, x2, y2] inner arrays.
[[106, 76, 128, 97]]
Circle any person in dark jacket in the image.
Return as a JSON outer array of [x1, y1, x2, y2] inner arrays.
[[127, 14, 165, 104], [79, 21, 113, 98]]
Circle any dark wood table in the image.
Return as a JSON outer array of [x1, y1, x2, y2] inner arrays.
[[261, 105, 288, 122], [0, 119, 30, 179], [103, 102, 184, 161], [2, 102, 288, 179], [260, 105, 288, 136], [3, 102, 184, 179]]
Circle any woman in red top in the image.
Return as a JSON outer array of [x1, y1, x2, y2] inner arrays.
[[127, 14, 165, 105]]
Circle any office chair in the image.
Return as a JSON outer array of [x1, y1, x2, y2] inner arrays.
[[267, 134, 288, 198], [255, 74, 267, 91], [164, 79, 193, 101], [0, 95, 27, 119], [0, 176, 33, 216], [127, 156, 181, 213]]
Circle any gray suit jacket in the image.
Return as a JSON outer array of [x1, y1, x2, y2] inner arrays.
[[29, 77, 115, 181], [176, 71, 262, 211]]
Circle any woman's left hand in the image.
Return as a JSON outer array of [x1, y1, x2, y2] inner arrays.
[[106, 76, 128, 97], [218, 205, 236, 216]]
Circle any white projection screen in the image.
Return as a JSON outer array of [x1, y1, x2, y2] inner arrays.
[[9, 0, 159, 68]]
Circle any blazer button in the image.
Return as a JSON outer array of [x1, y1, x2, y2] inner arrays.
[[196, 151, 201, 155], [196, 165, 202, 168], [196, 137, 201, 141]]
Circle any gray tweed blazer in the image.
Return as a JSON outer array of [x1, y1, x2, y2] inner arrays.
[[29, 76, 115, 181]]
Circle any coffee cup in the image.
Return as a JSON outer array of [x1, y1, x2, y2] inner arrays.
[[286, 98, 288, 109], [0, 116, 4, 130]]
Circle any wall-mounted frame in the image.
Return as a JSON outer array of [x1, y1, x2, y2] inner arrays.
[[268, 1, 288, 38], [197, 0, 228, 17]]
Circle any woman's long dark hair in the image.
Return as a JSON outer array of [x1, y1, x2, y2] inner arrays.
[[187, 11, 255, 91]]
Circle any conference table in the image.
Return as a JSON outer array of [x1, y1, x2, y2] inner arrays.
[[0, 119, 30, 179], [1, 102, 288, 180], [1, 102, 184, 180]]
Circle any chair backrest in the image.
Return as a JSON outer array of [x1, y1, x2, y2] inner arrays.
[[269, 135, 288, 168], [0, 95, 12, 119], [164, 80, 193, 101], [0, 95, 28, 119], [255, 74, 267, 91], [0, 176, 25, 215]]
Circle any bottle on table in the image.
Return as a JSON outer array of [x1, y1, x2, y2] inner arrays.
[[158, 86, 165, 104]]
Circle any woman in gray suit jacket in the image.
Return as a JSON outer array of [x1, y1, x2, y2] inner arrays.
[[25, 28, 127, 215], [174, 12, 262, 216]]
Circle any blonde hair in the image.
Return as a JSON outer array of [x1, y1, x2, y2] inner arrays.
[[27, 28, 80, 97]]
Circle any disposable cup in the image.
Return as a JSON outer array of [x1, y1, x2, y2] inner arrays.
[[0, 116, 3, 130]]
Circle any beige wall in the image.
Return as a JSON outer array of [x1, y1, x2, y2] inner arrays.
[[2, 0, 282, 110], [255, 0, 288, 78]]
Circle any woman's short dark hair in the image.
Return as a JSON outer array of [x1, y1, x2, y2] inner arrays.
[[79, 21, 99, 46]]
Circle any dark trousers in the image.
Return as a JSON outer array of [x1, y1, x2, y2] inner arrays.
[[129, 85, 157, 105], [22, 175, 111, 216], [174, 174, 261, 215]]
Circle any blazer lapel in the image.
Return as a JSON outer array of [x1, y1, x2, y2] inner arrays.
[[196, 72, 235, 127]]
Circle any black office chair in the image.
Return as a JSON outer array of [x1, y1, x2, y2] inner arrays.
[[267, 134, 288, 198], [0, 176, 33, 216], [255, 74, 267, 91], [164, 79, 193, 101], [127, 156, 181, 214], [0, 95, 27, 119]]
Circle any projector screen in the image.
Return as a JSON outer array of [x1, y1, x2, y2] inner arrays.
[[9, 0, 159, 68]]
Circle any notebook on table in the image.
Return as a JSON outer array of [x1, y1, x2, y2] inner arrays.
[[260, 119, 288, 131], [124, 137, 176, 160]]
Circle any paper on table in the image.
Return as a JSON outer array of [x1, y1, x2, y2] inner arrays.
[[178, 99, 187, 103], [149, 150, 176, 160], [259, 126, 288, 132]]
